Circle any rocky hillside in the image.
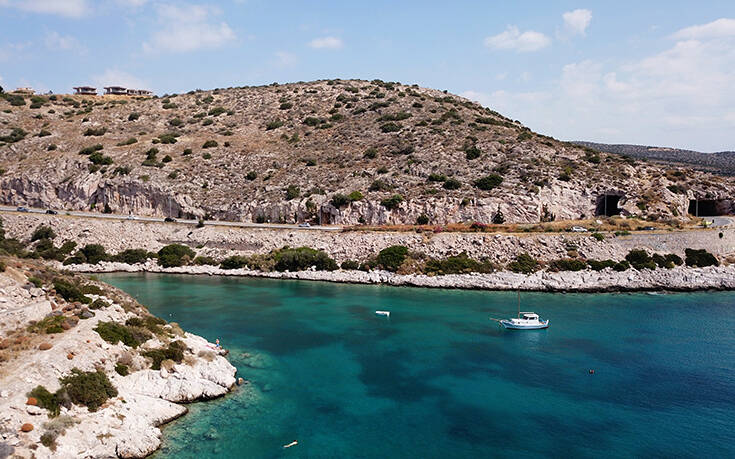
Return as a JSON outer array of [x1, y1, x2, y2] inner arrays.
[[574, 141, 735, 174], [1, 80, 734, 224]]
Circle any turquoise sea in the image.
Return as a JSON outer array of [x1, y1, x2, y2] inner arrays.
[[101, 273, 735, 458]]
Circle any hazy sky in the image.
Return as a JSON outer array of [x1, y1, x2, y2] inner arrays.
[[2, 0, 735, 151]]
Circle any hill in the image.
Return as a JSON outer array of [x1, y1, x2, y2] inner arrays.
[[1, 79, 734, 224], [573, 141, 735, 174]]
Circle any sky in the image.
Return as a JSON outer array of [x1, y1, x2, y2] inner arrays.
[[1, 0, 735, 152]]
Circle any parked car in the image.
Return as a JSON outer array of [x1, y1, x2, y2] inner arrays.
[[642, 226, 656, 231], [126, 215, 137, 220], [164, 217, 176, 222], [16, 206, 30, 212], [298, 222, 311, 228], [45, 209, 58, 215], [570, 226, 588, 232]]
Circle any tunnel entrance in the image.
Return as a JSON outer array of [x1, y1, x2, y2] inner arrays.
[[595, 194, 622, 216], [688, 199, 731, 216]]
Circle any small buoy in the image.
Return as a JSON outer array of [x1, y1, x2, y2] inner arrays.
[[237, 377, 244, 386], [283, 440, 298, 448], [589, 369, 595, 374]]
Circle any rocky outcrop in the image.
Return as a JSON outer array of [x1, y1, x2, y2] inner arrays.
[[0, 266, 238, 458]]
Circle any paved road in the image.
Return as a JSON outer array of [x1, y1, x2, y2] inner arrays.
[[0, 206, 342, 232], [706, 217, 732, 228]]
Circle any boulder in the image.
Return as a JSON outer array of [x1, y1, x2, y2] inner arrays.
[[38, 342, 52, 351], [20, 423, 33, 432], [26, 397, 37, 406]]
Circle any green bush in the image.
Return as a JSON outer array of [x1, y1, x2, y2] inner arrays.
[[272, 247, 338, 272], [157, 244, 196, 268], [508, 253, 538, 274], [443, 178, 461, 190], [474, 174, 503, 191], [88, 151, 113, 165], [266, 120, 284, 130], [427, 173, 447, 182], [202, 140, 218, 149], [376, 245, 409, 272], [369, 179, 392, 191], [331, 193, 350, 208], [613, 260, 631, 271], [53, 279, 91, 304], [381, 194, 404, 210], [341, 260, 359, 270], [94, 321, 149, 348], [591, 232, 604, 241], [111, 249, 153, 264], [143, 341, 185, 370], [425, 253, 494, 275], [78, 144, 103, 155], [125, 315, 166, 335], [220, 255, 249, 270], [59, 369, 117, 412], [625, 250, 657, 270], [29, 386, 61, 417], [117, 137, 137, 146], [548, 258, 587, 272], [31, 225, 56, 242], [89, 298, 108, 310], [0, 127, 27, 143], [285, 185, 300, 200], [347, 191, 364, 201], [587, 259, 616, 271], [380, 122, 401, 133], [83, 127, 107, 136], [158, 133, 178, 144], [416, 214, 429, 225], [193, 256, 218, 266], [80, 244, 108, 264], [115, 363, 129, 376], [128, 113, 140, 121], [684, 248, 719, 267]]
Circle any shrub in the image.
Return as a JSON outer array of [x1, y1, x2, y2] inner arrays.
[[331, 193, 350, 208], [285, 185, 300, 200], [128, 113, 140, 121], [157, 133, 178, 144], [31, 225, 56, 242], [143, 341, 185, 370], [380, 122, 401, 133], [684, 248, 719, 267], [474, 174, 503, 191], [625, 249, 657, 270], [80, 244, 108, 264], [369, 179, 392, 191], [443, 178, 461, 190], [548, 258, 587, 272], [88, 151, 113, 165], [279, 102, 293, 110], [220, 255, 249, 270], [587, 259, 616, 271], [341, 260, 359, 270], [78, 144, 103, 155], [273, 247, 338, 272], [246, 171, 257, 180], [464, 146, 481, 160], [266, 120, 284, 130], [202, 140, 218, 149], [303, 117, 321, 126], [508, 253, 538, 274], [111, 249, 153, 264], [157, 244, 196, 268], [53, 279, 90, 304], [202, 152, 212, 160], [381, 194, 404, 210], [94, 321, 148, 348], [208, 107, 227, 116], [28, 386, 60, 417], [183, 148, 193, 155], [416, 214, 429, 225], [59, 369, 117, 412], [0, 127, 27, 143], [116, 137, 137, 146], [89, 298, 108, 310], [347, 191, 364, 201], [425, 253, 494, 275], [83, 127, 107, 136], [428, 173, 447, 182], [613, 260, 631, 271], [162, 155, 172, 163], [376, 245, 408, 272], [591, 232, 605, 241], [115, 363, 129, 376], [364, 147, 378, 159]]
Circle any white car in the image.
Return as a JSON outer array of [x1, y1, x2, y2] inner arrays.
[[126, 215, 137, 220], [570, 226, 588, 232], [298, 222, 311, 228]]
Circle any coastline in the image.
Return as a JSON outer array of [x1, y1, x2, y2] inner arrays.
[[0, 264, 238, 458], [67, 260, 735, 292]]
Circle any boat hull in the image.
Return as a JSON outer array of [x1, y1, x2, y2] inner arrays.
[[499, 320, 549, 330]]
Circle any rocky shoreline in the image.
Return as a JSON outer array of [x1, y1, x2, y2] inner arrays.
[[67, 260, 735, 292], [0, 263, 238, 458]]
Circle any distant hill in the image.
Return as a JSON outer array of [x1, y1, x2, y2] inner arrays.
[[573, 141, 735, 174]]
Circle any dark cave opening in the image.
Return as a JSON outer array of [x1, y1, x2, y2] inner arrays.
[[595, 194, 622, 217]]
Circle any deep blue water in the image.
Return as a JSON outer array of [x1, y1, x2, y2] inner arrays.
[[100, 273, 735, 458]]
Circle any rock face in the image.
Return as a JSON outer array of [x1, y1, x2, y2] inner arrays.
[[1, 80, 733, 225], [0, 265, 238, 458]]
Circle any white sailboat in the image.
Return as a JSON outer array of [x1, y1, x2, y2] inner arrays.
[[492, 291, 549, 330]]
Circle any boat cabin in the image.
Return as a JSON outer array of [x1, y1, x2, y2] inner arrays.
[[520, 312, 539, 320]]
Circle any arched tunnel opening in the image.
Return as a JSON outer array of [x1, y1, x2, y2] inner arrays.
[[595, 194, 622, 217], [688, 199, 732, 216]]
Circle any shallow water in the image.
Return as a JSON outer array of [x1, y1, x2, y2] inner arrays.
[[101, 273, 735, 458]]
